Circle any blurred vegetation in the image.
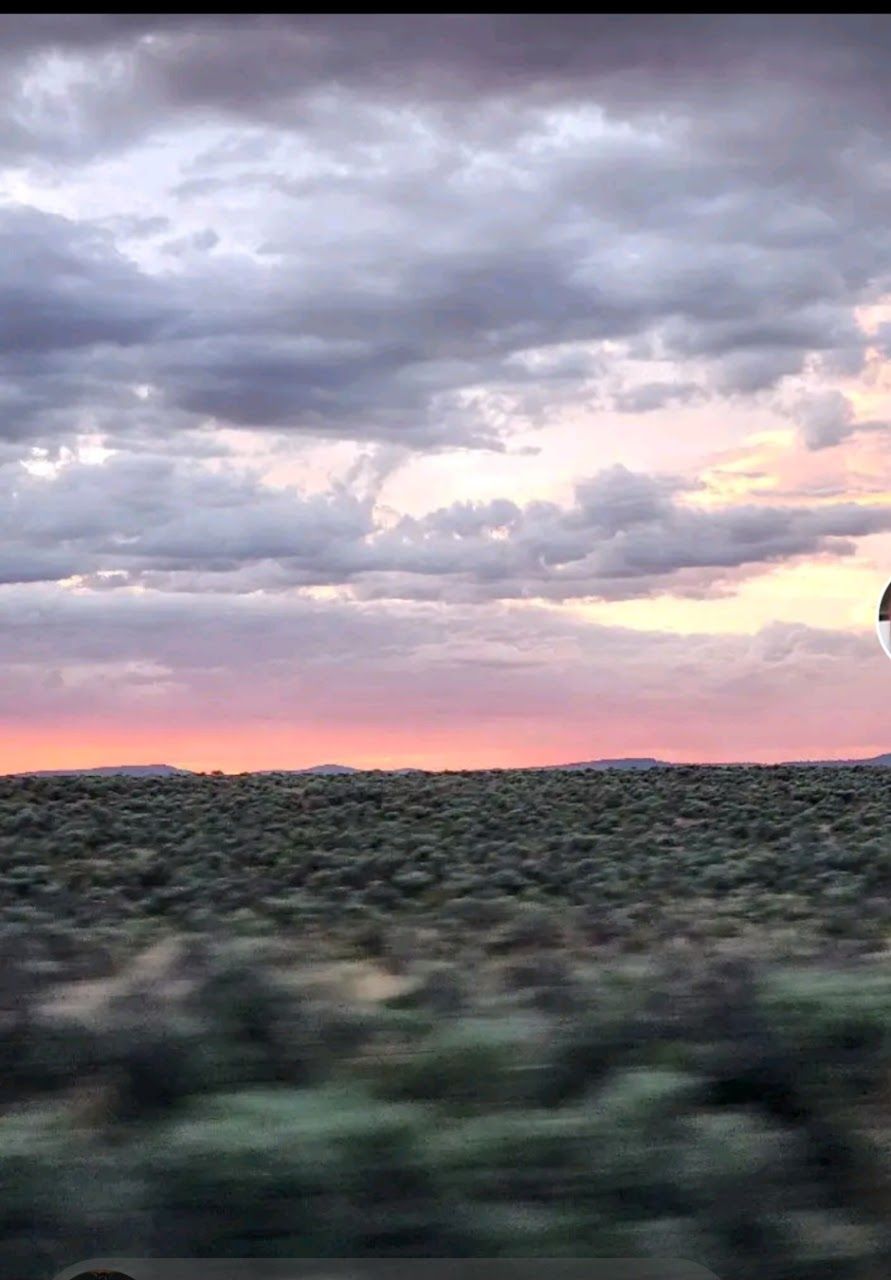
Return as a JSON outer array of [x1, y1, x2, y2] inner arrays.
[[3, 767, 891, 1277], [3, 766, 891, 957]]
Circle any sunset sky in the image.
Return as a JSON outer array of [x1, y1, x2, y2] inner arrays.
[[3, 14, 891, 772]]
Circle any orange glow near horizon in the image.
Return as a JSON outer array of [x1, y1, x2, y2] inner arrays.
[[6, 716, 891, 774]]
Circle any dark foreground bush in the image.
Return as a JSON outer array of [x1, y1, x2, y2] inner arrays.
[[2, 945, 891, 1280]]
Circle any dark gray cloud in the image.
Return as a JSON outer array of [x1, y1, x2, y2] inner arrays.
[[5, 456, 889, 603], [792, 391, 857, 451], [612, 382, 704, 414], [0, 208, 170, 356], [0, 207, 176, 442], [0, 16, 887, 453], [3, 17, 889, 136]]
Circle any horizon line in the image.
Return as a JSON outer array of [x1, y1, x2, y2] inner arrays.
[[6, 749, 891, 777]]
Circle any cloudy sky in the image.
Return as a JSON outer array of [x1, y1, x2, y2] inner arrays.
[[3, 14, 891, 771]]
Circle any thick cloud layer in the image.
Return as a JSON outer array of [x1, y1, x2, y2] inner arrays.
[[0, 16, 889, 451], [6, 457, 889, 602]]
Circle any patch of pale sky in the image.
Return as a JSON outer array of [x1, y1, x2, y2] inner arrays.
[[572, 555, 882, 637], [20, 435, 114, 478]]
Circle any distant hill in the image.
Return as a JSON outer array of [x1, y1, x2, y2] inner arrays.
[[8, 762, 361, 779], [296, 763, 359, 775], [544, 753, 891, 771], [781, 752, 891, 768], [526, 754, 891, 771], [254, 764, 360, 776], [7, 755, 891, 779], [17, 763, 190, 778], [548, 757, 668, 771]]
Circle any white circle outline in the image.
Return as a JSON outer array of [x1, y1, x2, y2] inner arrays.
[[876, 577, 891, 659]]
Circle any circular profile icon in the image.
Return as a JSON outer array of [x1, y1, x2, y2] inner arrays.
[[878, 579, 891, 659]]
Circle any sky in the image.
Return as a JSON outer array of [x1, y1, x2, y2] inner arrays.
[[3, 14, 891, 771]]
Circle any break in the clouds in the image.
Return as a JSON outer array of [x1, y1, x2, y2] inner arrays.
[[2, 15, 891, 768]]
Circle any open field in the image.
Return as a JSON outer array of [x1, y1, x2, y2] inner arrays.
[[2, 765, 891, 960], [3, 768, 891, 1279]]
